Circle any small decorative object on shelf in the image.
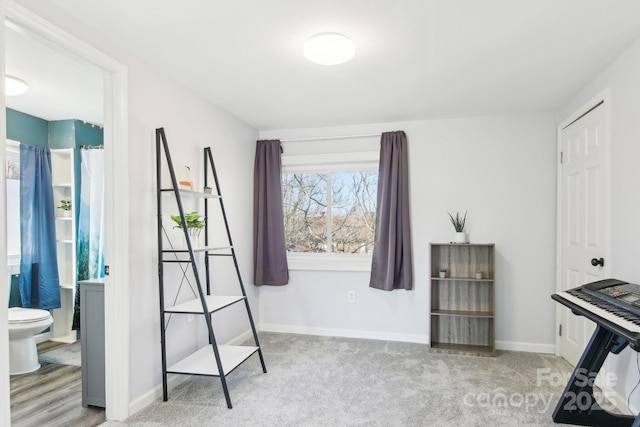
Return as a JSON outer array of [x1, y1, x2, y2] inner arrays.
[[439, 268, 447, 278], [476, 271, 483, 279], [203, 186, 212, 194], [447, 210, 467, 243], [178, 165, 195, 191], [58, 199, 72, 217]]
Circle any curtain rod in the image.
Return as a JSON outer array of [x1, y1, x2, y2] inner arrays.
[[280, 133, 380, 143], [80, 144, 104, 149]]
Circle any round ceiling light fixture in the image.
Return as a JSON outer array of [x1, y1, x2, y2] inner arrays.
[[5, 75, 29, 96], [303, 33, 356, 66]]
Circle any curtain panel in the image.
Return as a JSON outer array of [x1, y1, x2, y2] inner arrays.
[[19, 144, 61, 309], [369, 131, 413, 291], [73, 147, 105, 330], [253, 139, 289, 285]]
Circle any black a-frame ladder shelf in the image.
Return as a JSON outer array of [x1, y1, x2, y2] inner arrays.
[[155, 127, 266, 409]]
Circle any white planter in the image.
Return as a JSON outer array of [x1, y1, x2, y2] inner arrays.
[[180, 229, 202, 249], [454, 232, 466, 243], [63, 210, 71, 217]]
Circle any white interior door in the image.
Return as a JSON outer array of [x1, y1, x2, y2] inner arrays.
[[558, 101, 609, 366]]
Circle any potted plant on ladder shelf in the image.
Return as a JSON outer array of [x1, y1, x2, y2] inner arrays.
[[448, 211, 467, 244], [171, 211, 205, 248]]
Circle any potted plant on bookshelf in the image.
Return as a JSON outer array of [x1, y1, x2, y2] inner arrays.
[[448, 211, 467, 243], [171, 211, 205, 247], [439, 268, 447, 279], [58, 199, 72, 217]]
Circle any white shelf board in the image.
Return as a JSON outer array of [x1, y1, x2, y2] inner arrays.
[[60, 283, 75, 290], [56, 216, 73, 221], [161, 188, 221, 199], [167, 345, 258, 376], [193, 246, 232, 253], [165, 295, 245, 314], [53, 183, 73, 188]]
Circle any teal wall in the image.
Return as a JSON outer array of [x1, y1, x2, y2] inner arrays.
[[6, 108, 48, 147], [74, 120, 103, 147], [49, 119, 76, 149], [50, 119, 103, 149]]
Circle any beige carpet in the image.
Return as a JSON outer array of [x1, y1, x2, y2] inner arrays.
[[101, 332, 579, 426]]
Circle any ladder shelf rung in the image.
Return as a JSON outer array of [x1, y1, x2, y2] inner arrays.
[[194, 246, 233, 252], [162, 246, 233, 254], [165, 295, 245, 314], [167, 345, 259, 377]]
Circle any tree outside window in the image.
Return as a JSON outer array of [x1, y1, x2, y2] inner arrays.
[[282, 170, 377, 254]]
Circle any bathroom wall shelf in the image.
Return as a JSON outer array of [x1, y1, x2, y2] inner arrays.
[[429, 243, 496, 356], [155, 128, 266, 409], [51, 148, 77, 343]]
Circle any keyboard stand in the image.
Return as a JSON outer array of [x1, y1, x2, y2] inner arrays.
[[553, 325, 638, 426]]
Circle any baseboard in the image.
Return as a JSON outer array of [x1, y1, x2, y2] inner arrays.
[[128, 373, 190, 416], [259, 323, 429, 344], [35, 331, 52, 344], [225, 329, 255, 345], [495, 340, 555, 354], [260, 324, 554, 353]]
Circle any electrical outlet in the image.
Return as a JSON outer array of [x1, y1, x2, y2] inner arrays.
[[187, 314, 194, 323], [347, 290, 356, 303]]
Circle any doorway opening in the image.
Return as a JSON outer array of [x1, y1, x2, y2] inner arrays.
[[2, 2, 130, 423]]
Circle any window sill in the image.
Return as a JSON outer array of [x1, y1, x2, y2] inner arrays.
[[287, 254, 372, 272]]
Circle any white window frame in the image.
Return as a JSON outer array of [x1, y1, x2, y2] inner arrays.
[[282, 150, 379, 271]]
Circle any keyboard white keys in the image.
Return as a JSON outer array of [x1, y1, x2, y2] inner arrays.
[[555, 290, 640, 333]]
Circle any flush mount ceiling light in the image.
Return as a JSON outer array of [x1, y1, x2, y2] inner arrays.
[[303, 33, 356, 66], [5, 75, 29, 96]]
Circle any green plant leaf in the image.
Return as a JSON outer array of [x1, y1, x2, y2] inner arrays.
[[171, 211, 205, 229], [447, 210, 467, 232]]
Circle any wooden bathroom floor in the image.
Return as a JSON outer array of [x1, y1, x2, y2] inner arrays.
[[10, 341, 105, 427]]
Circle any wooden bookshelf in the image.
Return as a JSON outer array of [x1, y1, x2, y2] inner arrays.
[[429, 243, 495, 356]]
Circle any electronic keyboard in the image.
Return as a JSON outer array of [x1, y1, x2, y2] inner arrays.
[[551, 278, 640, 427], [553, 279, 640, 349]]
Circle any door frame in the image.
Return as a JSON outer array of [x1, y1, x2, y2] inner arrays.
[[0, 1, 130, 423], [555, 89, 611, 356]]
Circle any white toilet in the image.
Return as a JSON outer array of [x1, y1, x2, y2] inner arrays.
[[8, 307, 54, 375]]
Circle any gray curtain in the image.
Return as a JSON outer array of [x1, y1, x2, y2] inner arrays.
[[369, 131, 413, 291], [253, 139, 289, 286]]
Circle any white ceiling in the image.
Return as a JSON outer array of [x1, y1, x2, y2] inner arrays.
[[4, 21, 103, 124], [9, 0, 640, 130]]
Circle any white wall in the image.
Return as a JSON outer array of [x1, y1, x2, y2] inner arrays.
[[126, 57, 258, 404], [259, 112, 558, 352], [9, 1, 259, 409], [560, 36, 640, 414]]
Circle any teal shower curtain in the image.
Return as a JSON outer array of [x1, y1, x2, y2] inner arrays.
[[19, 144, 61, 309], [72, 147, 105, 330]]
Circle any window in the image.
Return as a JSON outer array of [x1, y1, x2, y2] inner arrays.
[[280, 141, 379, 270], [282, 170, 377, 254]]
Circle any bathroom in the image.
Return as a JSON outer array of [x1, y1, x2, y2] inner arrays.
[[5, 20, 106, 425]]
